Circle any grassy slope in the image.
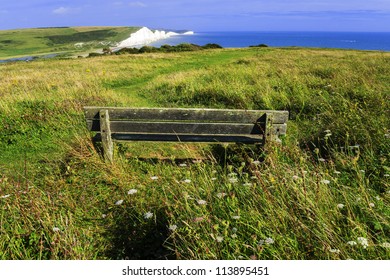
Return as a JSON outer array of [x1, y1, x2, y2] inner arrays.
[[0, 48, 389, 260], [0, 26, 140, 59]]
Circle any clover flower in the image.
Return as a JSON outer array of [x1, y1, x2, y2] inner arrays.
[[197, 199, 207, 205], [357, 237, 368, 248], [150, 176, 158, 180], [337, 204, 345, 209], [381, 242, 390, 249], [144, 212, 153, 219], [52, 227, 60, 232], [265, 238, 274, 244], [128, 189, 138, 195], [347, 241, 357, 246], [216, 236, 224, 243], [169, 225, 177, 231], [228, 178, 238, 183], [115, 200, 124, 205], [216, 192, 226, 199]]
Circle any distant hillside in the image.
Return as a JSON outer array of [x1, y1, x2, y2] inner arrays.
[[0, 26, 140, 59]]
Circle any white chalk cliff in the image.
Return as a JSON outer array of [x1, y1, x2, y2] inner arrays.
[[117, 27, 193, 48]]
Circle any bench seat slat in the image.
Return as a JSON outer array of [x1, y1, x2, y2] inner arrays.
[[87, 120, 287, 136], [84, 107, 289, 124], [107, 133, 264, 143], [88, 121, 264, 135]]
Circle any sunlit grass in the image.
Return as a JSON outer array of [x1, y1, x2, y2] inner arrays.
[[0, 47, 389, 259]]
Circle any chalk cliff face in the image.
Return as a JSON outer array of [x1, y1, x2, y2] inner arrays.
[[117, 27, 181, 48]]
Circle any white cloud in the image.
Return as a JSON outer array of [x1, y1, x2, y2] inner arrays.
[[128, 2, 147, 8], [52, 7, 80, 15]]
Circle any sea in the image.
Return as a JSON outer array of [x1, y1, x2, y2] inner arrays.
[[1, 31, 389, 63], [150, 31, 390, 52]]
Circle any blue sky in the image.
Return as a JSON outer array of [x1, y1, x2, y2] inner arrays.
[[0, 0, 389, 31]]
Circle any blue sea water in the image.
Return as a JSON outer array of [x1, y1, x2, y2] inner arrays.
[[151, 31, 390, 51]]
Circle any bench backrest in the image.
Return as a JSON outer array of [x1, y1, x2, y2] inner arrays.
[[84, 107, 289, 161]]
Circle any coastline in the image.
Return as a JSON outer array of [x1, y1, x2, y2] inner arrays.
[[116, 27, 194, 49]]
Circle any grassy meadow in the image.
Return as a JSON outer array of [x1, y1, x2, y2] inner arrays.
[[0, 47, 389, 260], [0, 26, 139, 59]]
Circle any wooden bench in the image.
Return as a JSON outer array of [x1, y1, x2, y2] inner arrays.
[[84, 107, 289, 162]]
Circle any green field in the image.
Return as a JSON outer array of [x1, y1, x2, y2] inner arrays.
[[0, 46, 389, 260], [0, 26, 140, 59]]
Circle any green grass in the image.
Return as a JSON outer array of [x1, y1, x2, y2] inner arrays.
[[0, 26, 140, 59], [0, 47, 389, 260]]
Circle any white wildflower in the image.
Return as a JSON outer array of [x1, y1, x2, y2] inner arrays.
[[183, 179, 191, 184], [337, 204, 345, 209], [324, 129, 331, 134], [381, 242, 390, 249], [384, 174, 389, 177], [321, 179, 331, 184], [231, 234, 238, 238], [216, 192, 226, 199], [232, 215, 240, 220], [144, 212, 153, 219], [369, 202, 375, 208], [102, 214, 107, 219], [265, 237, 275, 244], [150, 176, 158, 180], [127, 189, 138, 195], [211, 177, 217, 181], [329, 248, 340, 254], [375, 196, 380, 201], [232, 227, 238, 233], [228, 178, 238, 183], [216, 236, 224, 243], [360, 170, 365, 173], [1, 194, 10, 199], [169, 224, 177, 231], [318, 158, 326, 162], [52, 227, 60, 232], [243, 182, 252, 187], [197, 199, 207, 205], [115, 199, 124, 205], [334, 170, 341, 175], [325, 133, 332, 138], [357, 237, 368, 248], [179, 163, 187, 167], [347, 241, 357, 246]]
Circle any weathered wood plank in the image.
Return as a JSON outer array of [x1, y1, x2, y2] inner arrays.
[[86, 120, 287, 136], [99, 109, 113, 163], [84, 107, 289, 124], [109, 133, 264, 144], [90, 121, 264, 135]]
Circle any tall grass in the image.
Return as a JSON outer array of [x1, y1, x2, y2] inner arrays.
[[0, 48, 389, 259]]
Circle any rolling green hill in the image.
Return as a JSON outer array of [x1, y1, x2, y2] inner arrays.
[[0, 26, 140, 59]]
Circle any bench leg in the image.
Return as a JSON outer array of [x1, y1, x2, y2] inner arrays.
[[264, 112, 274, 144], [100, 109, 114, 163]]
